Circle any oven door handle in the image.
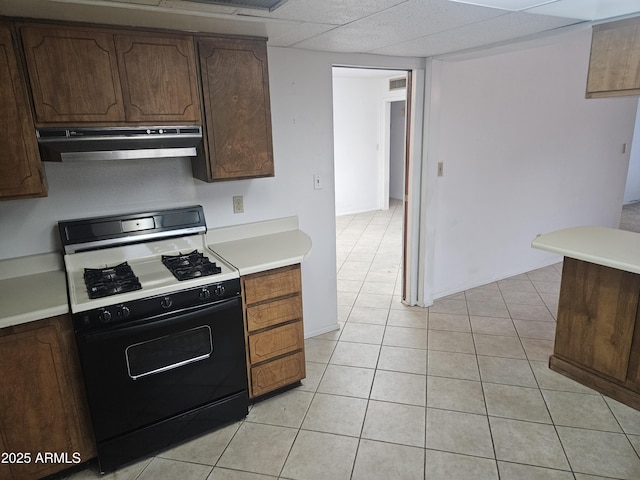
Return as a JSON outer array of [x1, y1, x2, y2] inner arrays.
[[80, 296, 241, 344]]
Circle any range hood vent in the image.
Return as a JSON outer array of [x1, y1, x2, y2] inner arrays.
[[37, 126, 203, 162], [186, 0, 288, 11]]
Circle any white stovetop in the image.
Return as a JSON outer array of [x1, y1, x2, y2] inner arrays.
[[65, 235, 238, 314]]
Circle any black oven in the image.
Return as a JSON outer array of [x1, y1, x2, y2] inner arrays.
[[58, 206, 249, 473], [74, 280, 248, 473]]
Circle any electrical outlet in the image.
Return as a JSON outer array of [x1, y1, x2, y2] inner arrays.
[[437, 162, 444, 177], [233, 196, 244, 214]]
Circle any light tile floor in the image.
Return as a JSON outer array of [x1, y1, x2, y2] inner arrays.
[[63, 200, 640, 480]]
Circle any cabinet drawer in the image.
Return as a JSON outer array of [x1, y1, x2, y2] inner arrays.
[[246, 296, 302, 333], [244, 265, 301, 305], [248, 320, 303, 364], [250, 350, 305, 398]]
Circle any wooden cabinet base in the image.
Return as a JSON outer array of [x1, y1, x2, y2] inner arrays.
[[0, 315, 96, 480], [242, 265, 306, 399], [550, 355, 640, 410], [551, 257, 640, 411], [250, 351, 306, 398]]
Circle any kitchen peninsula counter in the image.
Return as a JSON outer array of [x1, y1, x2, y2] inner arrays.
[[532, 226, 640, 274], [207, 216, 312, 275], [0, 252, 68, 329], [532, 226, 640, 410]]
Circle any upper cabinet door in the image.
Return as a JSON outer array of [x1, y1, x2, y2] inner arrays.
[[586, 16, 640, 98], [115, 34, 201, 123], [197, 37, 274, 181], [0, 25, 47, 200], [21, 25, 125, 124]]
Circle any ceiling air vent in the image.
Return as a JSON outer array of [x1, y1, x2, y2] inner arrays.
[[186, 0, 288, 11], [389, 77, 407, 91]]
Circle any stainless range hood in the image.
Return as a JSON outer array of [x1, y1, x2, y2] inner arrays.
[[37, 126, 203, 162]]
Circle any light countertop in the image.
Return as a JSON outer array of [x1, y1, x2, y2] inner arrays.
[[1, 217, 312, 329], [0, 252, 69, 329], [207, 216, 312, 276], [531, 226, 640, 274]]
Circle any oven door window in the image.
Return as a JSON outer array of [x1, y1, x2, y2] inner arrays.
[[125, 325, 213, 380]]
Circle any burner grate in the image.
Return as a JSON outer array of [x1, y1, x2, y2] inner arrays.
[[84, 262, 142, 299], [162, 250, 222, 281]]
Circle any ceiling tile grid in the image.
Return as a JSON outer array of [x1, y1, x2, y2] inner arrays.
[[1, 0, 639, 58]]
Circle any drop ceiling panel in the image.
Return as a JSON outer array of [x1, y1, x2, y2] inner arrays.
[[236, 0, 407, 24], [158, 0, 239, 14], [292, 0, 506, 53], [371, 10, 581, 56], [2, 0, 637, 59], [527, 0, 640, 20], [266, 21, 337, 47]]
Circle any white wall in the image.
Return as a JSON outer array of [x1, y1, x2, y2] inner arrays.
[[426, 28, 638, 299], [332, 71, 408, 215], [0, 46, 424, 339], [624, 101, 640, 204], [333, 75, 383, 215]]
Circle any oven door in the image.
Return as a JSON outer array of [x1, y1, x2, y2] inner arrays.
[[75, 296, 247, 442]]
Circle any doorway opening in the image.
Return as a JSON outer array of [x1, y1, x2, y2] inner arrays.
[[332, 66, 412, 302]]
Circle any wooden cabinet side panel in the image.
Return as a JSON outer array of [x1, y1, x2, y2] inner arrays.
[[251, 351, 306, 398], [115, 33, 201, 123], [246, 295, 303, 332], [21, 25, 125, 123], [248, 320, 304, 364], [0, 316, 95, 479], [554, 258, 638, 381], [198, 38, 274, 181], [587, 17, 640, 96], [0, 25, 46, 200], [626, 301, 640, 388], [244, 265, 301, 305], [0, 322, 75, 478]]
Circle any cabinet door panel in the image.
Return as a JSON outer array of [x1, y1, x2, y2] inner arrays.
[[116, 34, 200, 123], [0, 325, 73, 479], [246, 296, 303, 333], [249, 320, 304, 364], [250, 351, 305, 398], [0, 25, 46, 199], [198, 38, 273, 180], [21, 25, 125, 123], [243, 265, 301, 305], [587, 17, 640, 97], [555, 258, 639, 381]]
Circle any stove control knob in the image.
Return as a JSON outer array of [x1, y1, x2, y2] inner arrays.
[[118, 306, 131, 318], [199, 288, 211, 300], [213, 284, 225, 296], [99, 309, 112, 323], [161, 296, 173, 309]]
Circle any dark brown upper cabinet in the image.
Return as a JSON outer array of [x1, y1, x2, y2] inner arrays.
[[115, 33, 200, 123], [0, 24, 47, 200], [21, 25, 125, 124], [194, 37, 274, 181], [20, 24, 200, 125]]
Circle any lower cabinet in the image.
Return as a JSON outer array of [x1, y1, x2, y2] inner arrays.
[[0, 315, 95, 480], [550, 257, 640, 410], [242, 265, 306, 398]]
